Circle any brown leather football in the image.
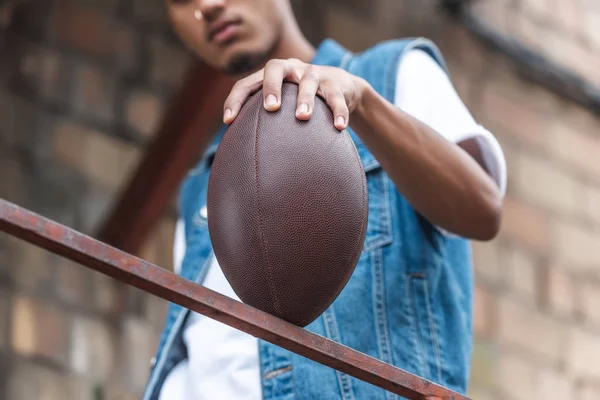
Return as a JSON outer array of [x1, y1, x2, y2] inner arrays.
[[207, 82, 368, 327]]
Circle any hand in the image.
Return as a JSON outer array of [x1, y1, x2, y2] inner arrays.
[[223, 58, 368, 130]]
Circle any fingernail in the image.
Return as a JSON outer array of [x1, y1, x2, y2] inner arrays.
[[224, 108, 232, 121], [336, 116, 345, 127], [298, 103, 309, 115], [265, 94, 278, 107]]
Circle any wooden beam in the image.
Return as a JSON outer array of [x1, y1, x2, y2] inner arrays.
[[1, 198, 470, 400], [98, 61, 233, 254]]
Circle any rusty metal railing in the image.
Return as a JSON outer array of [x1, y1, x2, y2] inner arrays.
[[0, 198, 469, 400]]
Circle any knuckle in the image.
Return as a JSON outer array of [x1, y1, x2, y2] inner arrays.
[[232, 79, 246, 90], [302, 69, 319, 84], [267, 59, 283, 68]]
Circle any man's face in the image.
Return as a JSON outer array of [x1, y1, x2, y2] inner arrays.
[[166, 0, 284, 75]]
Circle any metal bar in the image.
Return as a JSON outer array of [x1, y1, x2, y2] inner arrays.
[[97, 61, 234, 255], [0, 198, 469, 400]]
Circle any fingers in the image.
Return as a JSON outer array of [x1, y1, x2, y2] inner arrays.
[[262, 59, 286, 112], [296, 69, 319, 120], [322, 83, 349, 130], [223, 70, 264, 124]]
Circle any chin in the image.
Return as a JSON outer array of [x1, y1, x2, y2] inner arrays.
[[221, 44, 271, 75]]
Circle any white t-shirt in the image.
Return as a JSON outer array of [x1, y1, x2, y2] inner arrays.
[[159, 49, 507, 400]]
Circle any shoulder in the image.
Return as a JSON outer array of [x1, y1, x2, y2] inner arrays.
[[356, 37, 446, 67]]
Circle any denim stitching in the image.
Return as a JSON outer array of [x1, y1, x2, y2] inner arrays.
[[264, 365, 293, 380], [143, 308, 188, 400], [363, 171, 393, 253], [423, 282, 443, 383], [372, 248, 396, 400], [323, 308, 355, 400], [405, 277, 427, 379]]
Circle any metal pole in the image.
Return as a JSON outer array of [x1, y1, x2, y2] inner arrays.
[[0, 198, 470, 400]]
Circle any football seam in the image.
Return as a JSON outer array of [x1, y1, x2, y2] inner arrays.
[[309, 132, 369, 326], [253, 99, 282, 316]]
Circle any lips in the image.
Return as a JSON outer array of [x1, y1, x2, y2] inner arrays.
[[208, 19, 242, 44]]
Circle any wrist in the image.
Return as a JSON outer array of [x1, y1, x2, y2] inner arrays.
[[353, 77, 373, 119]]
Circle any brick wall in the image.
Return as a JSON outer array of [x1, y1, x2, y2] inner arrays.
[[0, 0, 189, 398], [1, 0, 600, 399]]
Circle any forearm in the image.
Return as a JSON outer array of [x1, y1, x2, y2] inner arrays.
[[351, 82, 502, 240]]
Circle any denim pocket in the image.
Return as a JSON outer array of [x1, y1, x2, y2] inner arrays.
[[363, 165, 393, 252]]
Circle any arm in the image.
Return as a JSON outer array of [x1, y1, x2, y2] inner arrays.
[[351, 85, 502, 240]]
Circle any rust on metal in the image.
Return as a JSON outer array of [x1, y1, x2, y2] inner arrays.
[[1, 198, 470, 400], [98, 61, 234, 255]]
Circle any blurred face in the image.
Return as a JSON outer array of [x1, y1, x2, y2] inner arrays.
[[166, 0, 286, 75]]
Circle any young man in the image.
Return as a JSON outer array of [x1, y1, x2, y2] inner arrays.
[[145, 0, 507, 399]]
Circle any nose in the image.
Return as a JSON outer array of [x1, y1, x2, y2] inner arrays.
[[193, 0, 226, 21]]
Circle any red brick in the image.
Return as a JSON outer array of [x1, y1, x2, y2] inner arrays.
[[0, 291, 7, 349], [566, 102, 600, 133], [551, 0, 583, 33], [505, 245, 539, 303], [126, 90, 164, 138], [149, 36, 191, 89], [52, 121, 141, 190], [480, 82, 548, 147], [15, 42, 70, 104], [542, 29, 598, 85], [470, 340, 498, 388], [0, 151, 25, 203], [53, 2, 137, 70], [575, 383, 600, 400], [92, 272, 121, 314], [536, 368, 574, 400], [496, 351, 537, 400], [474, 284, 493, 337], [554, 221, 600, 275], [585, 185, 600, 225], [104, 386, 140, 400], [437, 22, 488, 78], [7, 361, 71, 400], [497, 351, 573, 400], [466, 386, 495, 400], [567, 326, 600, 380], [471, 0, 510, 36], [11, 296, 68, 364], [70, 316, 116, 380], [579, 280, 600, 326], [514, 151, 584, 216], [584, 11, 600, 51], [11, 239, 53, 294], [72, 63, 116, 123], [472, 240, 503, 286], [119, 318, 159, 392], [547, 266, 578, 317], [521, 0, 552, 20], [56, 259, 88, 305], [500, 197, 550, 252], [145, 291, 169, 331], [549, 121, 600, 180], [132, 0, 168, 25], [325, 7, 384, 52], [498, 297, 565, 363], [512, 12, 547, 60]]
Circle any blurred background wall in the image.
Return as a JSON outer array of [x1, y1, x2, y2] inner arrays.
[[0, 0, 599, 399]]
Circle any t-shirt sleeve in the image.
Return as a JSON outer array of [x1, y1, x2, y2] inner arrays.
[[173, 218, 186, 275], [394, 49, 507, 198]]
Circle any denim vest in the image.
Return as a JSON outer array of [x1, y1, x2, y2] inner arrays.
[[143, 38, 474, 400]]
